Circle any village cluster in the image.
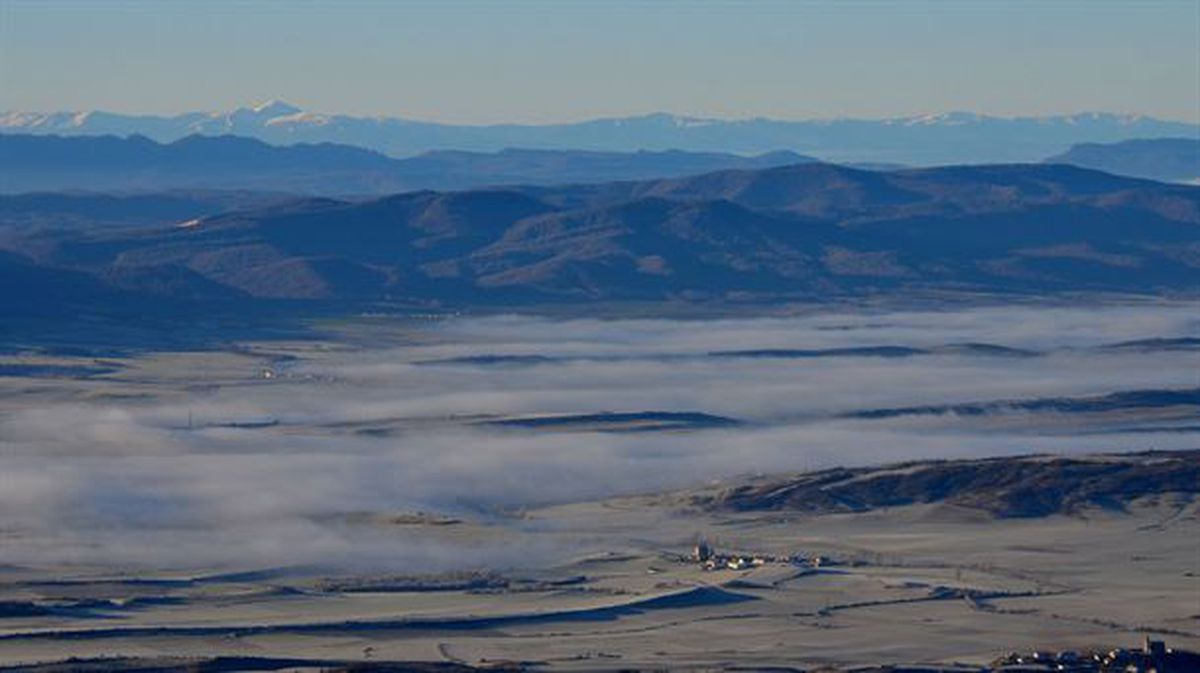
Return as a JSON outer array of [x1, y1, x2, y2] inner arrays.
[[686, 538, 837, 572]]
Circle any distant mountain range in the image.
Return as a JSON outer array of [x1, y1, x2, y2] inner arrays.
[[3, 162, 1197, 317], [3, 100, 1196, 164], [0, 133, 816, 194], [1045, 137, 1199, 184]]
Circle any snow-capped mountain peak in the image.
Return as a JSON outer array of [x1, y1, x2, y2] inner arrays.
[[249, 99, 302, 117]]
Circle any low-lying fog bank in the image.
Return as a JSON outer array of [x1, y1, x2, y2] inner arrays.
[[1, 302, 1197, 571]]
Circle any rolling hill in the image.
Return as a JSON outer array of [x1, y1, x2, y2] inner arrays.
[[693, 450, 1200, 518]]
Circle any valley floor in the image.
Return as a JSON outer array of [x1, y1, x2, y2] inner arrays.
[[1, 492, 1196, 670]]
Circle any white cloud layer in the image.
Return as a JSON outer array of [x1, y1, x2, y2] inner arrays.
[[2, 302, 1197, 571]]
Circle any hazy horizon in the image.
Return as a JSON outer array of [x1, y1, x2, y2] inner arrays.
[[7, 97, 1199, 127], [2, 0, 1197, 125]]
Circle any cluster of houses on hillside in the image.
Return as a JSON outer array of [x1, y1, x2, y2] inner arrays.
[[986, 638, 1198, 673], [859, 638, 1197, 672]]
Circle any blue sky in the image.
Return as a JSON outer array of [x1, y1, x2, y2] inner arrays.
[[1, 0, 1197, 123]]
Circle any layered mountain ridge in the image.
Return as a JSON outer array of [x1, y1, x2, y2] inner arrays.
[[3, 162, 1197, 316], [0, 133, 816, 194], [1045, 137, 1199, 184]]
